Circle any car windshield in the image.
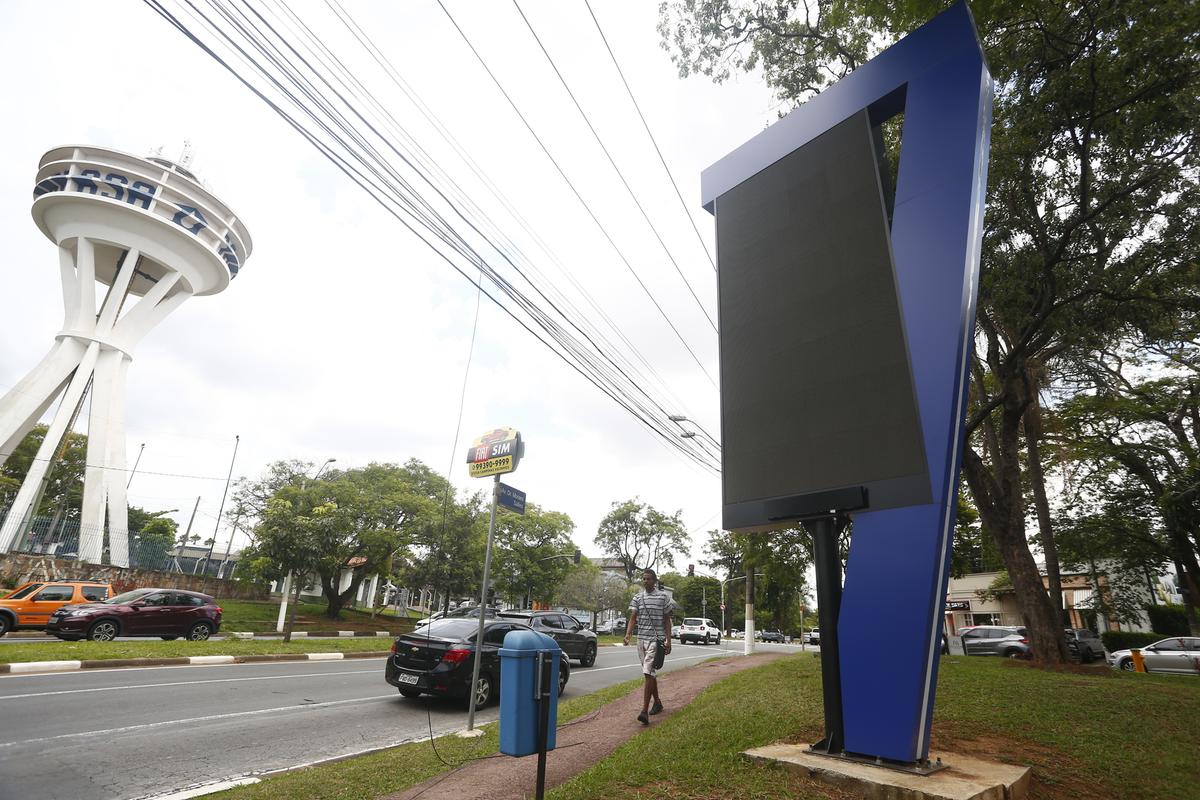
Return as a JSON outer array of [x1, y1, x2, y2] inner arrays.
[[104, 589, 157, 605], [2, 583, 43, 600], [684, 618, 703, 626]]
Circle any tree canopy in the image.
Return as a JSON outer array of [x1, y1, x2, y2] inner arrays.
[[594, 498, 689, 583], [661, 0, 1200, 655]]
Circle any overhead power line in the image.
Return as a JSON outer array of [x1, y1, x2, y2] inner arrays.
[[436, 0, 718, 388], [583, 0, 718, 274], [143, 0, 719, 475], [512, 0, 717, 334]]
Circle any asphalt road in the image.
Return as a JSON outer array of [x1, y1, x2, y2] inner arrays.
[[0, 641, 805, 800]]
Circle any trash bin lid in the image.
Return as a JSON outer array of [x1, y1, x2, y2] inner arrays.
[[498, 628, 561, 658]]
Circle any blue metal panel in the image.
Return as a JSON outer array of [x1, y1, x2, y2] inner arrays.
[[703, 1, 992, 763]]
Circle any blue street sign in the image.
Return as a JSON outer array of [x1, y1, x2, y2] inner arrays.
[[497, 483, 526, 515]]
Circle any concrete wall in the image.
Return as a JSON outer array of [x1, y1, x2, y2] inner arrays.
[[0, 553, 268, 600]]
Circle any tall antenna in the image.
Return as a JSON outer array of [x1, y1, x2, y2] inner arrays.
[[179, 139, 194, 169]]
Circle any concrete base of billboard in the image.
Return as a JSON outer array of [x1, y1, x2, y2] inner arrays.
[[743, 744, 1030, 800]]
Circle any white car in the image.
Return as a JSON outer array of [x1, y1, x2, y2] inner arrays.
[[679, 617, 721, 645], [1108, 636, 1200, 675]]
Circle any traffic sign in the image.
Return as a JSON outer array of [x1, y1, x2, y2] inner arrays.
[[720, 603, 726, 611], [466, 427, 524, 478], [497, 483, 526, 515]]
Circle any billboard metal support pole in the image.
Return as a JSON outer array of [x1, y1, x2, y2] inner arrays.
[[811, 514, 844, 754], [466, 474, 500, 732]]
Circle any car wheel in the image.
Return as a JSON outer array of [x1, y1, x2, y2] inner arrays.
[[558, 663, 568, 697], [1003, 649, 1022, 659], [161, 636, 178, 641], [87, 620, 119, 641], [398, 688, 421, 699], [1119, 657, 1135, 671], [466, 672, 493, 709], [581, 642, 597, 667], [187, 622, 213, 641], [0, 615, 11, 637]]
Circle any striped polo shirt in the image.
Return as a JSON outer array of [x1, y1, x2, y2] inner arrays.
[[629, 588, 678, 643]]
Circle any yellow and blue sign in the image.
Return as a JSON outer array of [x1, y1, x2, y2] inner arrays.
[[466, 427, 523, 478]]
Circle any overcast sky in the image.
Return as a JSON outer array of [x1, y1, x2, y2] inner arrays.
[[0, 1, 780, 568]]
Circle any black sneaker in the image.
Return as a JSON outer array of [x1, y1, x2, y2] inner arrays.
[[649, 701, 664, 715], [637, 711, 649, 725]]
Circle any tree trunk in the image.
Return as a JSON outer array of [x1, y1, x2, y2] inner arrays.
[[282, 574, 304, 643], [963, 375, 1069, 664], [1023, 393, 1065, 622], [1173, 559, 1200, 635]]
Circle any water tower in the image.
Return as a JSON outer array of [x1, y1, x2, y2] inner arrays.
[[0, 145, 252, 566]]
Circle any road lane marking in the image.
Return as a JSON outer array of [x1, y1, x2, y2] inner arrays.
[[0, 693, 399, 748], [0, 669, 381, 701], [0, 656, 388, 680]]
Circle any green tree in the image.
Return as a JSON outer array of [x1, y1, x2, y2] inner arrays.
[[594, 499, 690, 584], [236, 459, 438, 620], [1056, 364, 1200, 632], [558, 561, 629, 628], [130, 515, 178, 570], [661, 0, 1200, 663], [492, 503, 577, 608], [1, 425, 87, 533]]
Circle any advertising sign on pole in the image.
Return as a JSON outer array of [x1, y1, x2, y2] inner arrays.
[[466, 427, 524, 477]]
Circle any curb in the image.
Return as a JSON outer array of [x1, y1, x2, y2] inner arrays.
[[2, 630, 398, 639], [0, 650, 390, 675]]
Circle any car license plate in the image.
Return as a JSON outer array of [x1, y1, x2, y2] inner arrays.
[[398, 672, 419, 685]]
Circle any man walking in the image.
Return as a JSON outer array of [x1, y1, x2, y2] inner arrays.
[[624, 567, 677, 725]]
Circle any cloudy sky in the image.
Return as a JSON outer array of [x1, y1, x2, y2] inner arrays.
[[0, 1, 779, 567]]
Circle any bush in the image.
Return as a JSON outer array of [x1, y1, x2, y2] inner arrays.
[[1146, 604, 1190, 637], [1101, 630, 1162, 652]]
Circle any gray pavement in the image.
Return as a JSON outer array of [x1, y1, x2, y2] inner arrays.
[[0, 641, 801, 800]]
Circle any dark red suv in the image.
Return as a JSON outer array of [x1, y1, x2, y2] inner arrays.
[[46, 588, 222, 641]]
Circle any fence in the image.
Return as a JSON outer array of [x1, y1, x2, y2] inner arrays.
[[0, 505, 241, 578]]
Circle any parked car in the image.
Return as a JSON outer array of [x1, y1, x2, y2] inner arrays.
[[386, 618, 571, 707], [414, 605, 500, 629], [1064, 628, 1105, 663], [760, 630, 786, 643], [671, 623, 682, 640], [1108, 636, 1200, 675], [959, 625, 1030, 658], [728, 629, 743, 639], [498, 610, 598, 666], [804, 628, 820, 645], [679, 617, 720, 645], [0, 580, 112, 636], [45, 588, 221, 641]]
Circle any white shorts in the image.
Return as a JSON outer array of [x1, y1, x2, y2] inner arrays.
[[637, 639, 660, 677]]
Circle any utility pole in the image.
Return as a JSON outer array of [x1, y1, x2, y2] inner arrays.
[[200, 434, 239, 577], [745, 564, 755, 655], [175, 496, 201, 573]]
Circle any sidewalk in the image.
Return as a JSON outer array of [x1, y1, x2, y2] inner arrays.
[[381, 651, 785, 800]]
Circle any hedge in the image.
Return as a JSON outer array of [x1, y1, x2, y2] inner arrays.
[[1100, 630, 1164, 652], [1146, 604, 1190, 637]]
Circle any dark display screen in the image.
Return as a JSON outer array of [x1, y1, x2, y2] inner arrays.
[[716, 109, 931, 530]]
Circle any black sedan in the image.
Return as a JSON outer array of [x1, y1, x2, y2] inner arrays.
[[386, 618, 570, 708]]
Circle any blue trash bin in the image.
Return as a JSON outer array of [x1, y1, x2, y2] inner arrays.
[[499, 629, 560, 756]]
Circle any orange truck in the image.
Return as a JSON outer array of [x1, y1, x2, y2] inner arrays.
[[0, 580, 112, 636]]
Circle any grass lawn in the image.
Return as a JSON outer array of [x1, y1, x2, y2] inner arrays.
[[217, 599, 416, 633], [204, 676, 646, 800], [548, 654, 1200, 800], [0, 637, 391, 663], [149, 653, 1200, 800]]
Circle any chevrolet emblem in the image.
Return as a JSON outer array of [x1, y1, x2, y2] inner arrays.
[[411, 646, 420, 653]]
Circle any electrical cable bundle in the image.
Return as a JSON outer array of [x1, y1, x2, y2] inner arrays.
[[142, 0, 722, 474]]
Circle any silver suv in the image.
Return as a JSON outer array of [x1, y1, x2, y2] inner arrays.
[[1064, 628, 1105, 662], [960, 625, 1029, 658]]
